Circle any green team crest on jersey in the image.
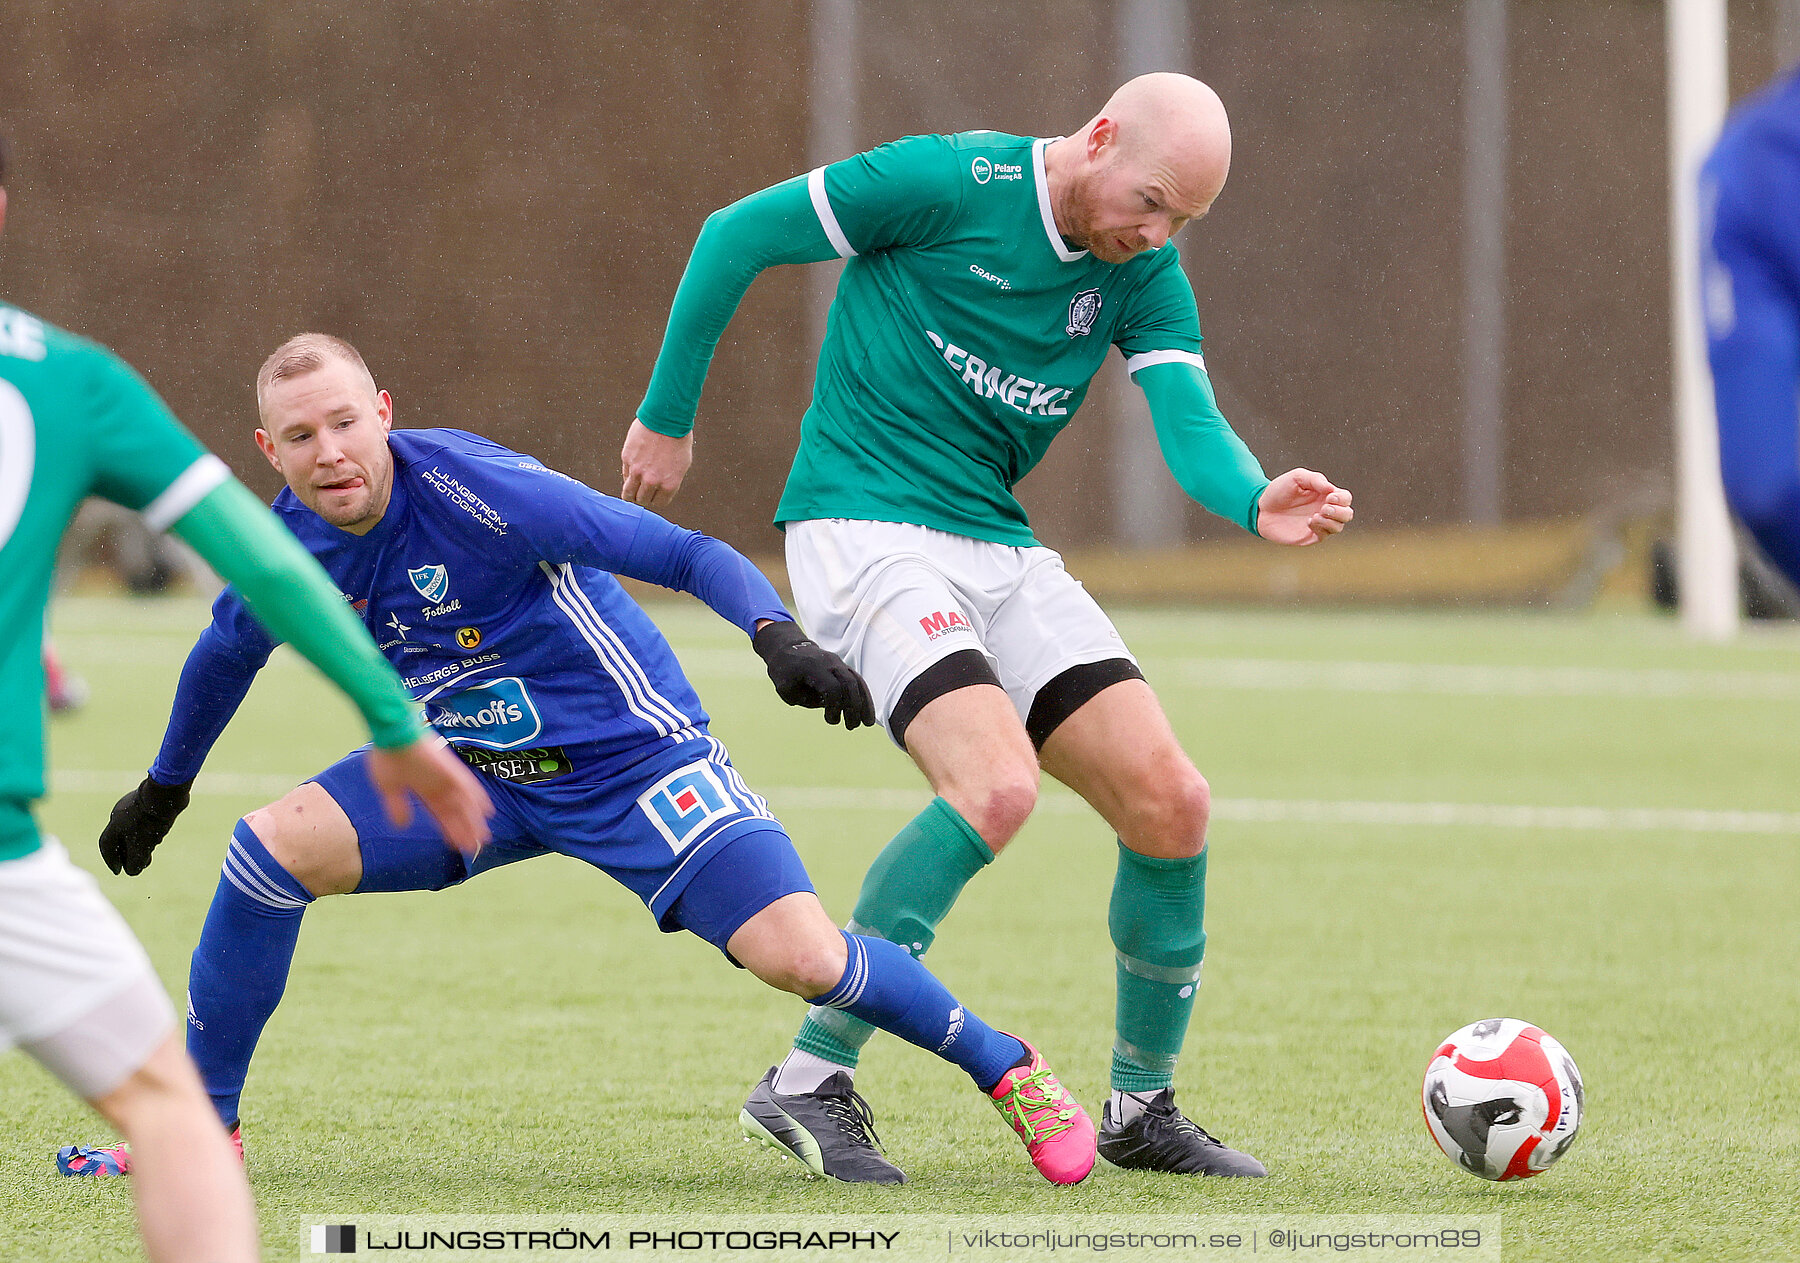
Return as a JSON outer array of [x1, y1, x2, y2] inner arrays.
[[1066, 288, 1103, 337]]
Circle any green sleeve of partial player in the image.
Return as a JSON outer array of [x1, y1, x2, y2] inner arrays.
[[79, 344, 213, 514], [636, 176, 842, 437], [169, 480, 427, 750], [1134, 361, 1270, 536]]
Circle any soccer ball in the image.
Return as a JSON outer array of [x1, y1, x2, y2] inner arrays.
[[1422, 1018, 1583, 1181]]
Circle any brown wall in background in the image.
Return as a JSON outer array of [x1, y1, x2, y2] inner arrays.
[[0, 1, 1786, 551]]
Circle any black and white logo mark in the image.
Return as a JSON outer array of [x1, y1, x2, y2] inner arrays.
[[310, 1224, 356, 1254], [1066, 288, 1102, 337]]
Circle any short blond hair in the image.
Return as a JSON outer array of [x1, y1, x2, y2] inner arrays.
[[256, 333, 377, 414]]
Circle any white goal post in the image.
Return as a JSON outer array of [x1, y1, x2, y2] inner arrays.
[[1668, 0, 1739, 640]]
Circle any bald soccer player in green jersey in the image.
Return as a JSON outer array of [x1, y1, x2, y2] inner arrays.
[[622, 74, 1352, 1184], [0, 135, 491, 1263]]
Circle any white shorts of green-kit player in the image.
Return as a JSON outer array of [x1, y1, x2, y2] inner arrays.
[[784, 518, 1137, 743], [0, 840, 174, 1098]]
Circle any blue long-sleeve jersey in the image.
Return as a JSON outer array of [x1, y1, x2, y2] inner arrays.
[[1703, 67, 1800, 585], [151, 429, 792, 782]]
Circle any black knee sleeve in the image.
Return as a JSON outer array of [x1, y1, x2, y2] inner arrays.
[[890, 649, 1002, 747], [1025, 658, 1145, 750]]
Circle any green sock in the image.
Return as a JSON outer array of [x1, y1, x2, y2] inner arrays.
[[792, 797, 994, 1067], [1109, 842, 1207, 1094]]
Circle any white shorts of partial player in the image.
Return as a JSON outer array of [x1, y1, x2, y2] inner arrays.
[[784, 518, 1136, 738], [0, 839, 173, 1098]]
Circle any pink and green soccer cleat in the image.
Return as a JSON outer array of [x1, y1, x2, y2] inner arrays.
[[57, 1123, 243, 1177], [987, 1037, 1096, 1185]]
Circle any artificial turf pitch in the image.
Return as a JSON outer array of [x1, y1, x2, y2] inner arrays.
[[3, 596, 1795, 1261]]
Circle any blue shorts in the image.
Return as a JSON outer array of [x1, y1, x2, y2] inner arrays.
[[310, 735, 814, 953]]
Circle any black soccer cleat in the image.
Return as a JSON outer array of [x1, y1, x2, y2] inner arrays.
[[740, 1067, 907, 1185], [1098, 1089, 1268, 1177]]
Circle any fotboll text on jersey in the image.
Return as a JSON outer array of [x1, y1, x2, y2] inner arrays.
[[924, 331, 1072, 417]]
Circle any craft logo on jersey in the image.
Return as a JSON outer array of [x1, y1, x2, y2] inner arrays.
[[638, 761, 737, 855], [968, 263, 1011, 291], [1067, 288, 1103, 337], [408, 564, 450, 604], [971, 156, 992, 184], [919, 609, 971, 642], [428, 677, 542, 749], [455, 626, 482, 650]]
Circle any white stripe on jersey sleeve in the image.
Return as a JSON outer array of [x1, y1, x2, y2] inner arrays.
[[540, 561, 693, 736], [142, 454, 231, 532], [808, 167, 858, 259], [1124, 350, 1208, 376]]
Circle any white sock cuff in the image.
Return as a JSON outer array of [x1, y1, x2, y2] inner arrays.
[[775, 1048, 852, 1096], [1110, 1088, 1156, 1126]]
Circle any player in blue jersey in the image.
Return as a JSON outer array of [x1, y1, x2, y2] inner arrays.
[[1703, 64, 1800, 587], [58, 333, 1098, 1186]]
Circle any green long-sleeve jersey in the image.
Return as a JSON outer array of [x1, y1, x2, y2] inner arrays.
[[0, 303, 425, 860], [637, 130, 1270, 547]]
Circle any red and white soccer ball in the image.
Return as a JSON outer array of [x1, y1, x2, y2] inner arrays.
[[1422, 1018, 1584, 1181]]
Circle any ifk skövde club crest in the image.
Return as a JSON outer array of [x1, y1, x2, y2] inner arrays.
[[1067, 288, 1102, 337], [407, 564, 450, 604]]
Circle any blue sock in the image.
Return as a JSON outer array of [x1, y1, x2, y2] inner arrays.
[[186, 822, 314, 1127], [808, 931, 1025, 1093]]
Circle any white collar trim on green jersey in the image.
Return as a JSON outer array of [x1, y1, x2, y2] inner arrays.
[[1033, 138, 1088, 264]]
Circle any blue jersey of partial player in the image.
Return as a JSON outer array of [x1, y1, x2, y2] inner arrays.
[[151, 428, 792, 783], [1703, 66, 1800, 584]]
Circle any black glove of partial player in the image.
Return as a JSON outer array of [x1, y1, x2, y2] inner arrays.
[[752, 620, 878, 730], [98, 776, 193, 876]]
